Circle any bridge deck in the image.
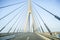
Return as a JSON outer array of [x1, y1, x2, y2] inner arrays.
[[10, 32, 45, 40], [0, 32, 60, 40]]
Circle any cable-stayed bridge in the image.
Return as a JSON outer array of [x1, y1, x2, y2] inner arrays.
[[0, 0, 60, 40]]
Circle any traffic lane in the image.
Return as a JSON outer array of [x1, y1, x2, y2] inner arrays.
[[11, 33, 29, 40], [28, 33, 45, 40], [11, 33, 45, 40], [19, 33, 45, 40]]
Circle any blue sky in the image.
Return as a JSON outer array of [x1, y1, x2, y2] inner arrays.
[[0, 0, 60, 33]]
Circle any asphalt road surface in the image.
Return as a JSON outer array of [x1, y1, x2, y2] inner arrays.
[[10, 32, 45, 40]]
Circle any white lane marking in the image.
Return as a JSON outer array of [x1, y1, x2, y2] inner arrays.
[[27, 36, 30, 40]]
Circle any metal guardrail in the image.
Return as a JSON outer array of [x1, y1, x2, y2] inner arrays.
[[0, 34, 16, 40], [55, 34, 60, 38], [51, 34, 60, 40]]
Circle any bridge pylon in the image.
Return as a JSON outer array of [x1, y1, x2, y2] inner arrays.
[[24, 0, 32, 32]]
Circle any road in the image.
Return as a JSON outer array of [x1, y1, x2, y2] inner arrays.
[[10, 32, 45, 40]]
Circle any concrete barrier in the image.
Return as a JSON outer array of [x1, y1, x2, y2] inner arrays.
[[35, 32, 51, 40]]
